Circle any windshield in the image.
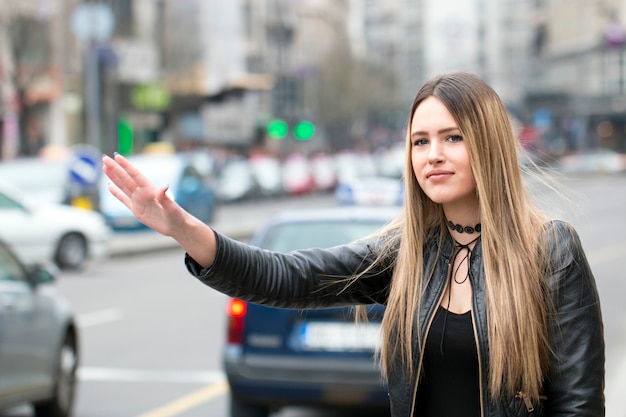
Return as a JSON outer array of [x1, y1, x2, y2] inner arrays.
[[0, 160, 67, 193]]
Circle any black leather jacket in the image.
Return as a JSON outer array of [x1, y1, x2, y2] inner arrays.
[[185, 220, 604, 417]]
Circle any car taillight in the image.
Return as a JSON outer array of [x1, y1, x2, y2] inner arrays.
[[226, 298, 246, 345]]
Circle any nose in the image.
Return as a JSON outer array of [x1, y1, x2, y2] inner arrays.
[[427, 140, 444, 164]]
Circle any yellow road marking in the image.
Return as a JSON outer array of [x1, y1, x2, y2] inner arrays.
[[133, 381, 229, 417]]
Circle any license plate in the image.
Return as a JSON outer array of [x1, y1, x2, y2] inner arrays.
[[297, 322, 381, 351]]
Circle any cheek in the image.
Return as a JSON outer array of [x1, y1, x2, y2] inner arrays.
[[411, 150, 426, 186], [461, 164, 478, 194], [410, 149, 419, 175]]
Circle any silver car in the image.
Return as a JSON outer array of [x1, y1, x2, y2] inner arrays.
[[0, 239, 79, 417]]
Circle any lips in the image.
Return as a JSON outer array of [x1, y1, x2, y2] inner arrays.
[[426, 170, 453, 180]]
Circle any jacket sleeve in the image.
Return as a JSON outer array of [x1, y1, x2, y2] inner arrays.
[[543, 220, 605, 416], [184, 231, 392, 309]]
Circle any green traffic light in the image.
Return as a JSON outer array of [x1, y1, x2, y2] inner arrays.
[[267, 119, 288, 139], [294, 121, 315, 140]]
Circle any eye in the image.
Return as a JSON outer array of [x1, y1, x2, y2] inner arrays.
[[412, 138, 428, 146], [447, 135, 463, 143]]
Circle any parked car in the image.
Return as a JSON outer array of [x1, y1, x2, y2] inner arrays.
[[334, 151, 378, 185], [214, 157, 259, 202], [99, 153, 217, 230], [282, 153, 315, 196], [223, 206, 400, 417], [0, 238, 79, 417], [0, 180, 110, 271], [310, 152, 338, 192], [249, 154, 284, 198], [0, 151, 103, 211], [0, 158, 71, 205], [335, 176, 404, 206]]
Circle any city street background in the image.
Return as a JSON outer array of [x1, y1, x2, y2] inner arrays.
[[2, 1, 626, 416]]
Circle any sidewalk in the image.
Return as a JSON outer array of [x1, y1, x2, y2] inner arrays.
[[558, 150, 626, 174]]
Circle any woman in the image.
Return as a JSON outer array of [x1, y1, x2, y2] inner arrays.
[[102, 71, 604, 416]]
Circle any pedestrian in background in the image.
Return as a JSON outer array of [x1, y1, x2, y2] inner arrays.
[[102, 71, 604, 416]]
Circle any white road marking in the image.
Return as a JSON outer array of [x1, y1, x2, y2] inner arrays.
[[76, 308, 124, 328], [78, 366, 226, 384]]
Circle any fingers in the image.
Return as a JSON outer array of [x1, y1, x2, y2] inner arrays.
[[102, 155, 134, 197], [107, 182, 132, 208], [112, 153, 152, 188], [102, 153, 153, 196]]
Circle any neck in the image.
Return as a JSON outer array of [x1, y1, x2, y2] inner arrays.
[[443, 207, 481, 245], [443, 206, 480, 229]]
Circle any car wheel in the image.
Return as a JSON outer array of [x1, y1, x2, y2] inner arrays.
[[33, 331, 78, 417], [230, 394, 270, 417], [55, 233, 88, 270]]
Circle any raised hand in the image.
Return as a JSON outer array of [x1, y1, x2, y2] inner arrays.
[[102, 153, 218, 267], [102, 153, 186, 237]]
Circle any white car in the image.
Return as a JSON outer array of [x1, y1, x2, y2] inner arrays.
[[335, 176, 404, 207], [0, 180, 111, 270]]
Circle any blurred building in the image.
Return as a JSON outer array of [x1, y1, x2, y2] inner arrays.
[[160, 0, 266, 151], [526, 0, 626, 153], [348, 0, 422, 127], [0, 0, 82, 159], [347, 0, 534, 131], [5, 0, 622, 160]]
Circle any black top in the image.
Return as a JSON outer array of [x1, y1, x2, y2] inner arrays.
[[414, 306, 480, 417]]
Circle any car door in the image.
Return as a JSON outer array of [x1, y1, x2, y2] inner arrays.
[[0, 189, 49, 264], [0, 244, 56, 400]]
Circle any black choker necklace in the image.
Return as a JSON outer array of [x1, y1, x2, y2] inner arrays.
[[447, 220, 481, 234]]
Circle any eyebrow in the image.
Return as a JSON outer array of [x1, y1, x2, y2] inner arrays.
[[410, 127, 460, 137]]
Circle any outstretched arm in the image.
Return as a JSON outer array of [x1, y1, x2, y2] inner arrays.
[[102, 153, 217, 268]]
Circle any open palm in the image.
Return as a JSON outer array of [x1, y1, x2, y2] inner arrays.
[[102, 154, 185, 237]]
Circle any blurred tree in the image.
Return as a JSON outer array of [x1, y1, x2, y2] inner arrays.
[[5, 12, 52, 156], [312, 43, 402, 150]]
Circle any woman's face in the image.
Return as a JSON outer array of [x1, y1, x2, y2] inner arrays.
[[410, 96, 478, 209]]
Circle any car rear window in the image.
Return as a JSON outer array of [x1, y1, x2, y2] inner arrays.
[[261, 221, 385, 252]]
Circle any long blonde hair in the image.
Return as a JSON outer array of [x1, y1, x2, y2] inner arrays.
[[372, 72, 552, 400]]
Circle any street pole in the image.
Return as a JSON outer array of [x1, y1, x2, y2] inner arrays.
[[71, 1, 114, 151], [85, 41, 101, 149]]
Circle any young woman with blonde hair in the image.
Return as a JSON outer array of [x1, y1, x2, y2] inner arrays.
[[103, 71, 604, 416]]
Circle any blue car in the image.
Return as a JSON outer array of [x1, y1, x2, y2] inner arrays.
[[99, 153, 217, 231], [223, 206, 400, 417]]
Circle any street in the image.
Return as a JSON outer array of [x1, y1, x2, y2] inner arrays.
[[2, 173, 625, 417]]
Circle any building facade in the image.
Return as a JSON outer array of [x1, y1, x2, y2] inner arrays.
[[3, 0, 623, 159], [526, 0, 626, 153]]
